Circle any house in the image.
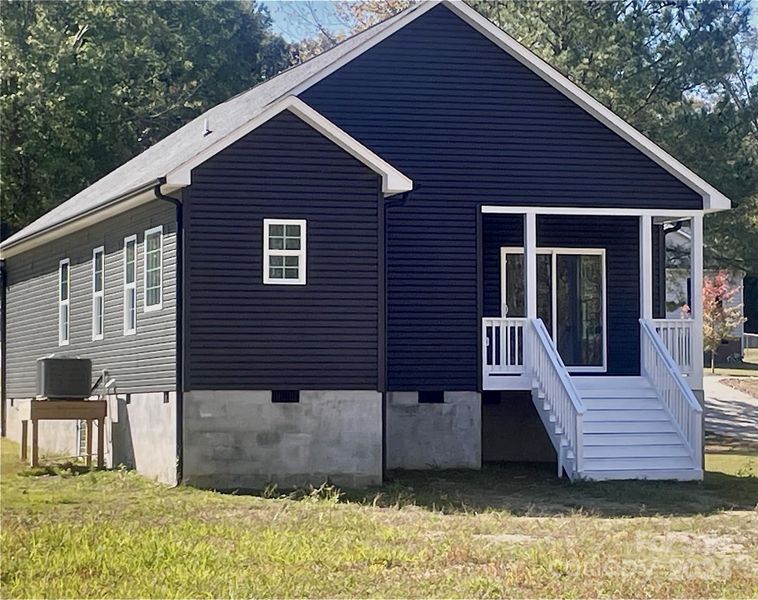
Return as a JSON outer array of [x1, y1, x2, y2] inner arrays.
[[0, 0, 730, 485], [664, 225, 746, 361]]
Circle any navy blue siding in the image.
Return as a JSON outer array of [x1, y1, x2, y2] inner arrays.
[[185, 111, 381, 390], [303, 5, 689, 389], [482, 215, 640, 376]]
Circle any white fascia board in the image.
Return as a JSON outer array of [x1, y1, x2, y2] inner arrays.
[[0, 188, 179, 260], [481, 206, 705, 218], [442, 0, 730, 212], [165, 96, 413, 197]]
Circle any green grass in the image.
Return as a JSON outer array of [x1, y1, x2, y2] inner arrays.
[[2, 438, 757, 598], [710, 365, 758, 377], [709, 349, 758, 377]]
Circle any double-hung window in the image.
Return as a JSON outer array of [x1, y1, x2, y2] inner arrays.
[[263, 219, 306, 285], [124, 235, 137, 334], [58, 259, 70, 346], [92, 246, 105, 340], [144, 226, 163, 311]]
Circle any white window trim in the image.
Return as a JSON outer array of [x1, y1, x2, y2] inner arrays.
[[91, 246, 105, 341], [263, 219, 307, 285], [58, 258, 70, 346], [143, 226, 163, 312], [500, 246, 607, 373], [123, 234, 137, 335]]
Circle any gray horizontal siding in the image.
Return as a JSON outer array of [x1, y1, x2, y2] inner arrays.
[[5, 201, 176, 398], [302, 4, 696, 390], [186, 111, 381, 390]]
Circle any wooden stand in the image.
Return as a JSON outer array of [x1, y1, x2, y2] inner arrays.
[[19, 399, 107, 469]]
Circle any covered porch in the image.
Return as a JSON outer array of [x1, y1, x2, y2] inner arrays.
[[480, 207, 704, 392], [478, 207, 705, 481]]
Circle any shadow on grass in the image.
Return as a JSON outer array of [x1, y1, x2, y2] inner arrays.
[[222, 454, 757, 518], [18, 462, 97, 478], [341, 461, 758, 517]]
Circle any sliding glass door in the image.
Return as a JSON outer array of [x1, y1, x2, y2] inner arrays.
[[501, 248, 606, 371]]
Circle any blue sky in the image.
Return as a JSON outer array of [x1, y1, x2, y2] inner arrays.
[[261, 1, 346, 42], [262, 0, 758, 42]]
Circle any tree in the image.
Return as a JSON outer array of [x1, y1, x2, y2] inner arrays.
[[290, 0, 758, 275], [702, 271, 746, 371], [0, 0, 291, 235]]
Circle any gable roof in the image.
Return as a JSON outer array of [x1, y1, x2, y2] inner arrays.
[[1, 0, 730, 256]]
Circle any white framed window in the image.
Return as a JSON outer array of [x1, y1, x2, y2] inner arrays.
[[144, 226, 163, 311], [123, 235, 137, 334], [263, 219, 306, 285], [500, 246, 607, 372], [92, 246, 105, 340], [58, 258, 70, 346]]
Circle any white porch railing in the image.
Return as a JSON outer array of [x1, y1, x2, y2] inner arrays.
[[651, 318, 694, 376], [640, 319, 702, 466], [527, 318, 585, 477], [483, 317, 526, 375]]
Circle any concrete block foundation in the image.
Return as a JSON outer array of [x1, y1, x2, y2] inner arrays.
[[109, 392, 177, 484], [3, 392, 177, 485], [386, 391, 481, 470], [183, 390, 382, 490]]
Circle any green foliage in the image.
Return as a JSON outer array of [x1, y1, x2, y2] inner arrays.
[[2, 438, 757, 598], [0, 0, 291, 233], [316, 1, 758, 274]]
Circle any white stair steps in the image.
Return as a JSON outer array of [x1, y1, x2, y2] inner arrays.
[[584, 432, 683, 446], [580, 397, 661, 410], [583, 444, 691, 459], [569, 375, 699, 480], [583, 409, 669, 422], [582, 456, 696, 471], [583, 420, 678, 434]]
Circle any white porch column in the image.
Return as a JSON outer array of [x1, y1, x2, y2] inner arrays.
[[639, 215, 653, 320], [690, 214, 704, 391], [524, 212, 537, 319]]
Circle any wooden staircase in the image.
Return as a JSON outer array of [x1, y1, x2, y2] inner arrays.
[[527, 318, 703, 482], [571, 376, 702, 481]]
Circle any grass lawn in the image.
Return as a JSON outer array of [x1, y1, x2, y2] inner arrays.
[[721, 377, 758, 399], [1, 438, 757, 598]]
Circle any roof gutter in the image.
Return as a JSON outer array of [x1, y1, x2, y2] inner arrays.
[[153, 182, 185, 486], [0, 178, 170, 259]]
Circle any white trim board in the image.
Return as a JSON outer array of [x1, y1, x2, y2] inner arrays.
[[143, 225, 164, 313], [443, 1, 728, 211], [166, 96, 413, 197], [91, 245, 105, 341], [1, 0, 730, 258], [262, 218, 308, 286], [290, 0, 728, 211], [0, 188, 167, 259], [481, 206, 705, 218]]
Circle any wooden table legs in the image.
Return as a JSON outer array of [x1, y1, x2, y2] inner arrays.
[[31, 420, 39, 467], [85, 420, 93, 468], [20, 420, 28, 461], [19, 414, 105, 469], [20, 419, 40, 467], [97, 417, 105, 469]]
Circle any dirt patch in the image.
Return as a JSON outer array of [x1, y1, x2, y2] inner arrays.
[[474, 533, 535, 544], [721, 378, 758, 399], [657, 531, 747, 555]]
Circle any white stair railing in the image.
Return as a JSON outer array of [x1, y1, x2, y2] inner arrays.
[[483, 317, 526, 375], [640, 319, 702, 466], [527, 318, 585, 477], [651, 318, 694, 375]]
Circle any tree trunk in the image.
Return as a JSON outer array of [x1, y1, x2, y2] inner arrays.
[[710, 350, 716, 374]]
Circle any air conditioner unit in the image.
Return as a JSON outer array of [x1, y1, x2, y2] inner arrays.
[[36, 356, 92, 399]]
